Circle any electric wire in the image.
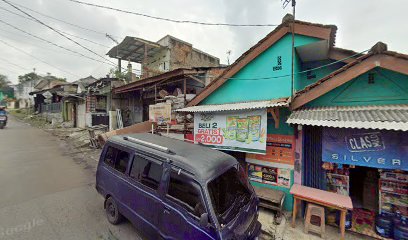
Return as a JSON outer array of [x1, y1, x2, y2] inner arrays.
[[0, 17, 114, 66], [0, 5, 111, 48], [0, 56, 31, 71], [65, 0, 279, 27], [0, 28, 88, 57], [7, 0, 113, 37], [1, 0, 117, 67], [0, 65, 19, 75], [0, 38, 80, 77], [218, 49, 369, 81]]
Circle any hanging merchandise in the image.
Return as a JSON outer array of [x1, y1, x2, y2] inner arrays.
[[379, 171, 408, 217]]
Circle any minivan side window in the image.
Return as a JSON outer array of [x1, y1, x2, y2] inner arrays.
[[103, 146, 130, 174], [114, 150, 130, 174], [104, 146, 116, 167], [130, 155, 163, 190], [166, 170, 206, 219]]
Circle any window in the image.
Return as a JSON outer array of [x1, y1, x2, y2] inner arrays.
[[130, 155, 163, 190], [167, 171, 206, 218], [103, 146, 130, 174], [114, 151, 130, 174], [104, 147, 116, 167]]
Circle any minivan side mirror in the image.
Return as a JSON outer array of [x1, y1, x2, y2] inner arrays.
[[199, 213, 209, 227]]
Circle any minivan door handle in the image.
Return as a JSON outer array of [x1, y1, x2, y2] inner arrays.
[[163, 207, 171, 215]]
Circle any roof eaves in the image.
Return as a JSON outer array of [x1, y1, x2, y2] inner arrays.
[[186, 17, 337, 107]]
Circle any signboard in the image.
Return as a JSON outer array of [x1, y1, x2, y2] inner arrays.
[[247, 134, 295, 165], [149, 103, 172, 124], [323, 128, 408, 170], [42, 91, 52, 99], [247, 163, 291, 187], [194, 109, 267, 154]]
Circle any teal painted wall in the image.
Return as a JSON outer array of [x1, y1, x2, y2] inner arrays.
[[248, 108, 295, 211], [267, 108, 294, 135], [202, 34, 320, 104], [307, 68, 408, 107], [296, 60, 345, 91]]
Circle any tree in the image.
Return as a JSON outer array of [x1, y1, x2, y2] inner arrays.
[[18, 72, 40, 83], [0, 74, 11, 88]]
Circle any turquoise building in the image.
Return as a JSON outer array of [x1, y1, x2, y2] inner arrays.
[[181, 14, 408, 239]]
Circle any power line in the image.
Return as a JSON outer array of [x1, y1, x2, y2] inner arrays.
[[7, 0, 113, 37], [0, 5, 111, 48], [1, 0, 116, 66], [0, 27, 88, 57], [0, 38, 79, 77], [0, 65, 19, 75], [0, 56, 31, 71], [0, 18, 114, 66], [65, 0, 279, 27], [203, 49, 369, 81]]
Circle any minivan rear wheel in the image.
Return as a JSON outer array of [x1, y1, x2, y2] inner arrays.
[[105, 197, 123, 225]]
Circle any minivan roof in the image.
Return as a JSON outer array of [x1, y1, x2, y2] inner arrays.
[[109, 133, 237, 182]]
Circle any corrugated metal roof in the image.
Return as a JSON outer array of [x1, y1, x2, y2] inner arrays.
[[287, 105, 408, 131], [176, 98, 288, 112]]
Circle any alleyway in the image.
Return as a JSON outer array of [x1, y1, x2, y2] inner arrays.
[[0, 116, 142, 240]]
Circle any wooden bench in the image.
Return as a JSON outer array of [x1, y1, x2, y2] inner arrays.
[[253, 186, 285, 224]]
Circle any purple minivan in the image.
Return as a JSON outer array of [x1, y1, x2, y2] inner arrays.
[[96, 133, 261, 240]]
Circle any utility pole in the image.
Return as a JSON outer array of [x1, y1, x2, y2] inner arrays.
[[106, 34, 121, 73], [282, 0, 296, 98], [226, 50, 232, 65]]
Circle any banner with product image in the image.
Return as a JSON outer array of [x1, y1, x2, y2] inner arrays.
[[194, 109, 267, 154]]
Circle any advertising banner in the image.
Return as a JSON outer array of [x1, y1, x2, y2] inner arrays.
[[247, 163, 291, 187], [247, 134, 295, 165], [149, 103, 172, 124], [322, 128, 408, 170], [194, 109, 267, 154]]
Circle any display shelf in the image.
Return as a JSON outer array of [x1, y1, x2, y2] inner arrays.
[[381, 190, 408, 196]]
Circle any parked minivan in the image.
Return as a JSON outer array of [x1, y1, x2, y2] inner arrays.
[[96, 133, 261, 240]]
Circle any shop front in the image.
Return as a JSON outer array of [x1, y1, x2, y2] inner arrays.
[[179, 100, 297, 211], [319, 127, 408, 238]]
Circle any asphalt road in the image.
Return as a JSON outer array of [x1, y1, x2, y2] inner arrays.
[[0, 116, 142, 240]]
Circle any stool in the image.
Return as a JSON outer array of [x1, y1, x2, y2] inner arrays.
[[304, 203, 325, 238]]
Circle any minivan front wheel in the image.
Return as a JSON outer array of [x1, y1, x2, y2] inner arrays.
[[105, 197, 123, 225]]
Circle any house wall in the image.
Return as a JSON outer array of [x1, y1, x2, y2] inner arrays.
[[296, 59, 346, 91], [166, 36, 220, 70], [202, 34, 320, 105], [76, 101, 86, 128], [307, 67, 408, 107]]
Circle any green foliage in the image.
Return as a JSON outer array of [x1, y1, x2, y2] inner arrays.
[[110, 68, 128, 80], [18, 72, 40, 83], [0, 74, 11, 88]]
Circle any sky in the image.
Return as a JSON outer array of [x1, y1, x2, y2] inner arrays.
[[0, 0, 407, 84]]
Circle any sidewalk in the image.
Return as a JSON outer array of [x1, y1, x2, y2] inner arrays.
[[258, 209, 371, 240]]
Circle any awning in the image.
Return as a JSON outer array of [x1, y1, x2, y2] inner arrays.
[[176, 98, 288, 112], [107, 36, 164, 63], [287, 105, 408, 131]]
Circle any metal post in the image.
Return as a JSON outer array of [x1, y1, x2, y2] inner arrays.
[[291, 0, 296, 97], [183, 78, 187, 134]]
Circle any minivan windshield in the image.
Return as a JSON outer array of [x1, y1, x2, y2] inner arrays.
[[207, 166, 252, 226]]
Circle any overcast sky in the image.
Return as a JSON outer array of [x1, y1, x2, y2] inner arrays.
[[0, 0, 407, 84]]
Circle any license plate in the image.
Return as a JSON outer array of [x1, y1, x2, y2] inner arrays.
[[0, 117, 6, 120]]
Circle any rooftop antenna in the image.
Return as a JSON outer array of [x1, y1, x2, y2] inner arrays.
[[282, 0, 296, 98], [226, 50, 232, 65], [106, 33, 121, 73]]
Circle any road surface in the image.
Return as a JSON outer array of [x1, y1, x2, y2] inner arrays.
[[0, 116, 142, 240]]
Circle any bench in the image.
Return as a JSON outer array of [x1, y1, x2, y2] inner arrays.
[[253, 186, 285, 224]]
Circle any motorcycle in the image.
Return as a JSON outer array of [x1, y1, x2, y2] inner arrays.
[[0, 115, 7, 129]]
